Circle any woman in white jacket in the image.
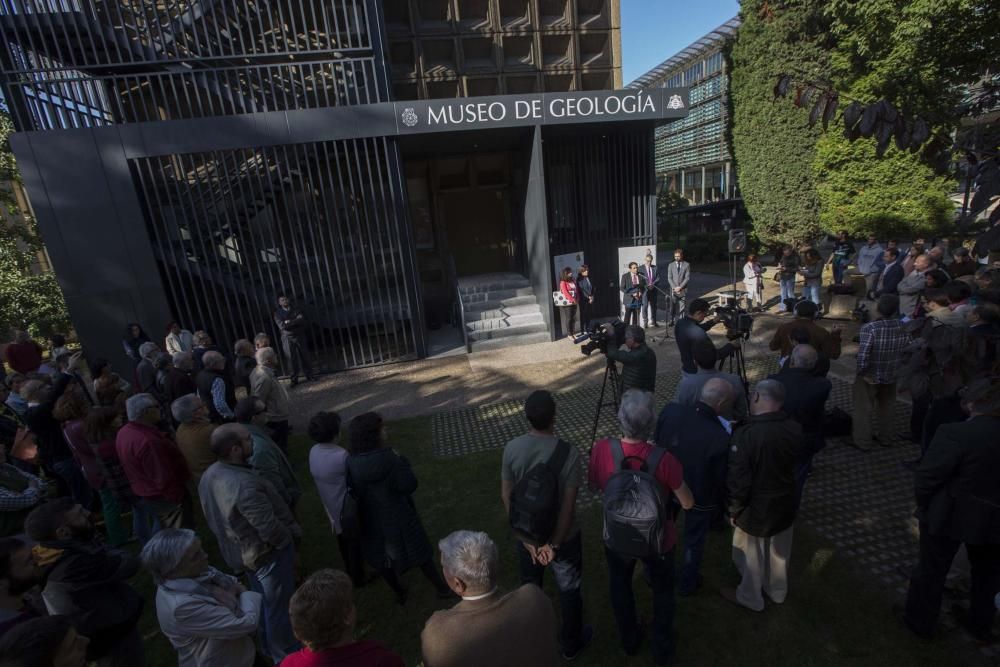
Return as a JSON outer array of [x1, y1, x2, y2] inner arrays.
[[743, 253, 766, 311], [142, 529, 262, 667]]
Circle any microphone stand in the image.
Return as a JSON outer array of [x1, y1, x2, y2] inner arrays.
[[645, 283, 674, 343]]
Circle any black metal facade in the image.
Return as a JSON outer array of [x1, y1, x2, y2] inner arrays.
[[1, 0, 428, 370], [544, 125, 656, 317]]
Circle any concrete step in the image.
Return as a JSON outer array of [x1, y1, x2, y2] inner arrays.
[[469, 321, 547, 341], [465, 311, 545, 332], [469, 330, 552, 352], [465, 303, 542, 321], [458, 273, 531, 295], [464, 295, 538, 314], [461, 286, 535, 304]]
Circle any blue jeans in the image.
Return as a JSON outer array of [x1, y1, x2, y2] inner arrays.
[[132, 500, 161, 545], [804, 284, 821, 306], [52, 458, 93, 510], [605, 546, 676, 663], [516, 531, 584, 654], [833, 260, 847, 285], [248, 542, 301, 662], [779, 277, 796, 307], [680, 509, 714, 595]]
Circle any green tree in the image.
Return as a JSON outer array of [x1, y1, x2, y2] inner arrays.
[[813, 134, 953, 238], [0, 112, 71, 339], [656, 190, 689, 218], [728, 0, 833, 246]]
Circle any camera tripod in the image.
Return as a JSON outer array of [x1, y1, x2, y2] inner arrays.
[[719, 333, 751, 415], [591, 357, 622, 448]]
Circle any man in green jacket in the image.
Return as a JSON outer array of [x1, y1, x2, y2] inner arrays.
[[234, 397, 302, 510], [605, 326, 657, 393]]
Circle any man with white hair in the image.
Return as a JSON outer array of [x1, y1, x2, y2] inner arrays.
[[421, 530, 559, 667], [142, 528, 262, 666], [136, 341, 161, 396], [768, 344, 832, 505], [116, 393, 193, 531], [200, 423, 302, 662], [250, 347, 290, 451], [589, 389, 693, 663], [721, 379, 802, 612], [196, 350, 236, 423], [655, 378, 734, 596]]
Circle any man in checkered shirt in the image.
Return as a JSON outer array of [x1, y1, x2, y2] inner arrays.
[[851, 295, 911, 450]]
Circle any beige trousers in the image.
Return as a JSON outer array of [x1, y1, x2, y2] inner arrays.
[[732, 524, 794, 612], [852, 378, 897, 446]]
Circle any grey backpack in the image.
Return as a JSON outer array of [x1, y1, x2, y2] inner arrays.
[[602, 439, 670, 559]]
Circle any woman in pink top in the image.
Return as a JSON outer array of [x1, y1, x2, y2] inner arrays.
[[558, 267, 579, 338]]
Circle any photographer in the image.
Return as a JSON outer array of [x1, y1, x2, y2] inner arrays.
[[605, 326, 656, 393], [675, 299, 732, 378]]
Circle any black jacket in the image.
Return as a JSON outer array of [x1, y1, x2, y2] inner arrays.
[[196, 369, 236, 423], [274, 306, 308, 338], [768, 367, 832, 455], [347, 447, 433, 573], [606, 343, 656, 392], [655, 401, 730, 510], [24, 372, 73, 465], [727, 411, 802, 537], [162, 368, 197, 408], [233, 355, 257, 394], [38, 539, 143, 660], [916, 415, 1000, 544], [620, 272, 646, 307], [674, 316, 713, 375]]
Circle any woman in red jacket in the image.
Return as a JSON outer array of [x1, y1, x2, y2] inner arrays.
[[558, 267, 579, 338]]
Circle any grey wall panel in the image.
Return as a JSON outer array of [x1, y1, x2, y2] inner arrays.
[[10, 131, 173, 374], [524, 125, 554, 339]]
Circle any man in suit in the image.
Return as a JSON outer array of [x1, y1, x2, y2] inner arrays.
[[273, 295, 314, 386], [620, 262, 646, 327], [655, 378, 734, 596], [641, 253, 661, 328], [874, 247, 904, 298], [767, 344, 832, 505], [903, 377, 1000, 641], [666, 249, 691, 326]]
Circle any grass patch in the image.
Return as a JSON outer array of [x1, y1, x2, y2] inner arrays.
[[136, 416, 970, 666]]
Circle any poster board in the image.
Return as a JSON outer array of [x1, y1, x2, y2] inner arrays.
[[553, 251, 585, 286], [617, 245, 656, 317]]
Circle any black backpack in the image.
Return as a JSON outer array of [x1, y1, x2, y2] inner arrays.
[[509, 439, 571, 546], [602, 439, 670, 559]]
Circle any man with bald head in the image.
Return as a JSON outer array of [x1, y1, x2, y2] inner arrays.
[[721, 380, 802, 612], [655, 378, 734, 595], [199, 423, 302, 662], [897, 253, 932, 318], [768, 344, 832, 505]]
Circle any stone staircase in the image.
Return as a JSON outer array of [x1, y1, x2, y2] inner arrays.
[[458, 273, 550, 352]]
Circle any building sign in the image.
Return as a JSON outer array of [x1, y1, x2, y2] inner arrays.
[[392, 88, 688, 135]]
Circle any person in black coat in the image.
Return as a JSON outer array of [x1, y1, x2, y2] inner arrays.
[[576, 265, 595, 333], [674, 299, 730, 377], [121, 323, 150, 367], [655, 378, 734, 596], [721, 380, 802, 612], [903, 377, 1000, 641], [619, 263, 646, 327], [874, 247, 904, 298], [767, 344, 832, 506], [345, 412, 450, 604], [232, 339, 257, 397], [273, 295, 314, 386]]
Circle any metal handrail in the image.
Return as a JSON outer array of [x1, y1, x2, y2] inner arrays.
[[447, 255, 471, 353]]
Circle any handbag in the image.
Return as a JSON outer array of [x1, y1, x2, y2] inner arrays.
[[552, 291, 571, 307]]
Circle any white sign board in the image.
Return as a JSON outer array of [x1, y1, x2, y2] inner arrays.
[[553, 251, 585, 286]]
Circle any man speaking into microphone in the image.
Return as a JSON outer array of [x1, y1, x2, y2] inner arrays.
[[620, 262, 646, 327]]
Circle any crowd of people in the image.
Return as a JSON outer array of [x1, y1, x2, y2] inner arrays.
[[0, 242, 998, 666]]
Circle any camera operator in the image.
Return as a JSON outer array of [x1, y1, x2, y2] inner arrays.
[[675, 299, 734, 378], [605, 326, 656, 393], [768, 300, 842, 372]]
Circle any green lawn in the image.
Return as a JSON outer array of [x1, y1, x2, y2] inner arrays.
[[136, 417, 973, 666]]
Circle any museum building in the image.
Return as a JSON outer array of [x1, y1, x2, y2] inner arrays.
[[0, 0, 686, 370]]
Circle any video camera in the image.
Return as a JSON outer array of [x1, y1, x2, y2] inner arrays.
[[714, 304, 754, 339], [575, 319, 627, 356]]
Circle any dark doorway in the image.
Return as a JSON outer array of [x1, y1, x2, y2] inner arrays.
[[438, 187, 512, 276]]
